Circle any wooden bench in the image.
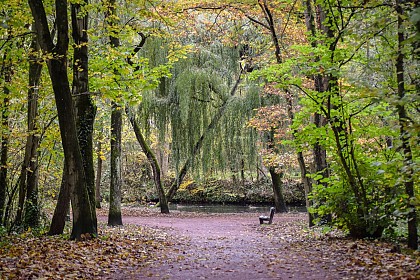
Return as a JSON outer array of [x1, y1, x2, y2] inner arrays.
[[259, 207, 275, 224]]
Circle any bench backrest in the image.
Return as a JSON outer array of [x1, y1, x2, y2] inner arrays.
[[269, 207, 275, 223]]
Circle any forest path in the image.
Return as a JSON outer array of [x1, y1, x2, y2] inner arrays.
[[101, 212, 341, 280]]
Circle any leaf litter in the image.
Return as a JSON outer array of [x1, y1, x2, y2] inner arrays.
[[0, 222, 175, 279]]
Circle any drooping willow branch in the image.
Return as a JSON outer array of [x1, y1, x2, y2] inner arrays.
[[166, 67, 244, 201], [125, 106, 169, 213], [124, 32, 169, 213]]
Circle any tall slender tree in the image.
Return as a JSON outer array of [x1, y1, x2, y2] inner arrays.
[[72, 0, 97, 229], [104, 0, 123, 226], [22, 26, 42, 229], [126, 106, 169, 213], [395, 0, 417, 250], [0, 42, 11, 226], [125, 33, 170, 214], [302, 0, 331, 225], [255, 0, 300, 214]]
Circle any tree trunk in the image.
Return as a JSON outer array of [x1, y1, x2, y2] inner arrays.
[[3, 184, 18, 228], [297, 151, 314, 226], [312, 114, 331, 225], [395, 0, 417, 250], [126, 106, 169, 214], [269, 167, 287, 213], [23, 29, 42, 229], [0, 53, 11, 226], [303, 0, 333, 226], [72, 0, 97, 229], [28, 0, 96, 240], [95, 140, 103, 209], [108, 101, 123, 225], [103, 0, 123, 225], [310, 0, 330, 188], [257, 0, 312, 222], [48, 163, 71, 235], [264, 128, 288, 213]]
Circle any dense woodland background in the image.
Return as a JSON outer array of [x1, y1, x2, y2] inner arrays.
[[0, 0, 418, 249]]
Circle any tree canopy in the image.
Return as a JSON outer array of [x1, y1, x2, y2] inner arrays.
[[0, 0, 418, 249]]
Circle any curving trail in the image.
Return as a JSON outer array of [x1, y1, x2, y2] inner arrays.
[[101, 212, 339, 280], [98, 209, 419, 280]]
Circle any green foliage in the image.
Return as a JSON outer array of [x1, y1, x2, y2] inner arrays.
[[251, 0, 419, 239], [2, 0, 418, 247], [137, 40, 261, 179]]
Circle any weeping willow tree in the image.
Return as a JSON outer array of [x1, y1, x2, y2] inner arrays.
[[136, 38, 262, 200]]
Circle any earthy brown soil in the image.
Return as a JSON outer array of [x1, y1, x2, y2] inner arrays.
[[100, 211, 345, 280]]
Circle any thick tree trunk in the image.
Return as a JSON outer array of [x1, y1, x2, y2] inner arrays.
[[48, 163, 71, 235], [28, 0, 96, 240], [50, 57, 96, 240], [312, 114, 328, 177], [269, 167, 287, 213], [310, 1, 330, 188], [72, 0, 97, 229], [108, 102, 123, 225], [71, 2, 93, 185], [395, 1, 417, 250], [265, 128, 288, 213], [95, 140, 103, 209], [126, 106, 169, 214]]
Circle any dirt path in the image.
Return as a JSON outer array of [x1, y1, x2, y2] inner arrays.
[[102, 212, 342, 280], [0, 209, 417, 279]]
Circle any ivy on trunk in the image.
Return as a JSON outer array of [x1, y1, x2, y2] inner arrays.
[[28, 0, 96, 240]]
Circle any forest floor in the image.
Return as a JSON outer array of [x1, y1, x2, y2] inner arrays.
[[0, 206, 419, 279]]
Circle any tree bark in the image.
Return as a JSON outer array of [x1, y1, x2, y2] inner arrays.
[[28, 0, 96, 240], [48, 163, 71, 235], [23, 28, 42, 229], [304, 0, 330, 225], [126, 106, 169, 214], [103, 0, 123, 225], [256, 0, 308, 218], [269, 167, 287, 212], [0, 51, 11, 226], [72, 0, 97, 229], [395, 0, 417, 250], [95, 140, 103, 209], [108, 102, 123, 225], [297, 150, 314, 226]]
